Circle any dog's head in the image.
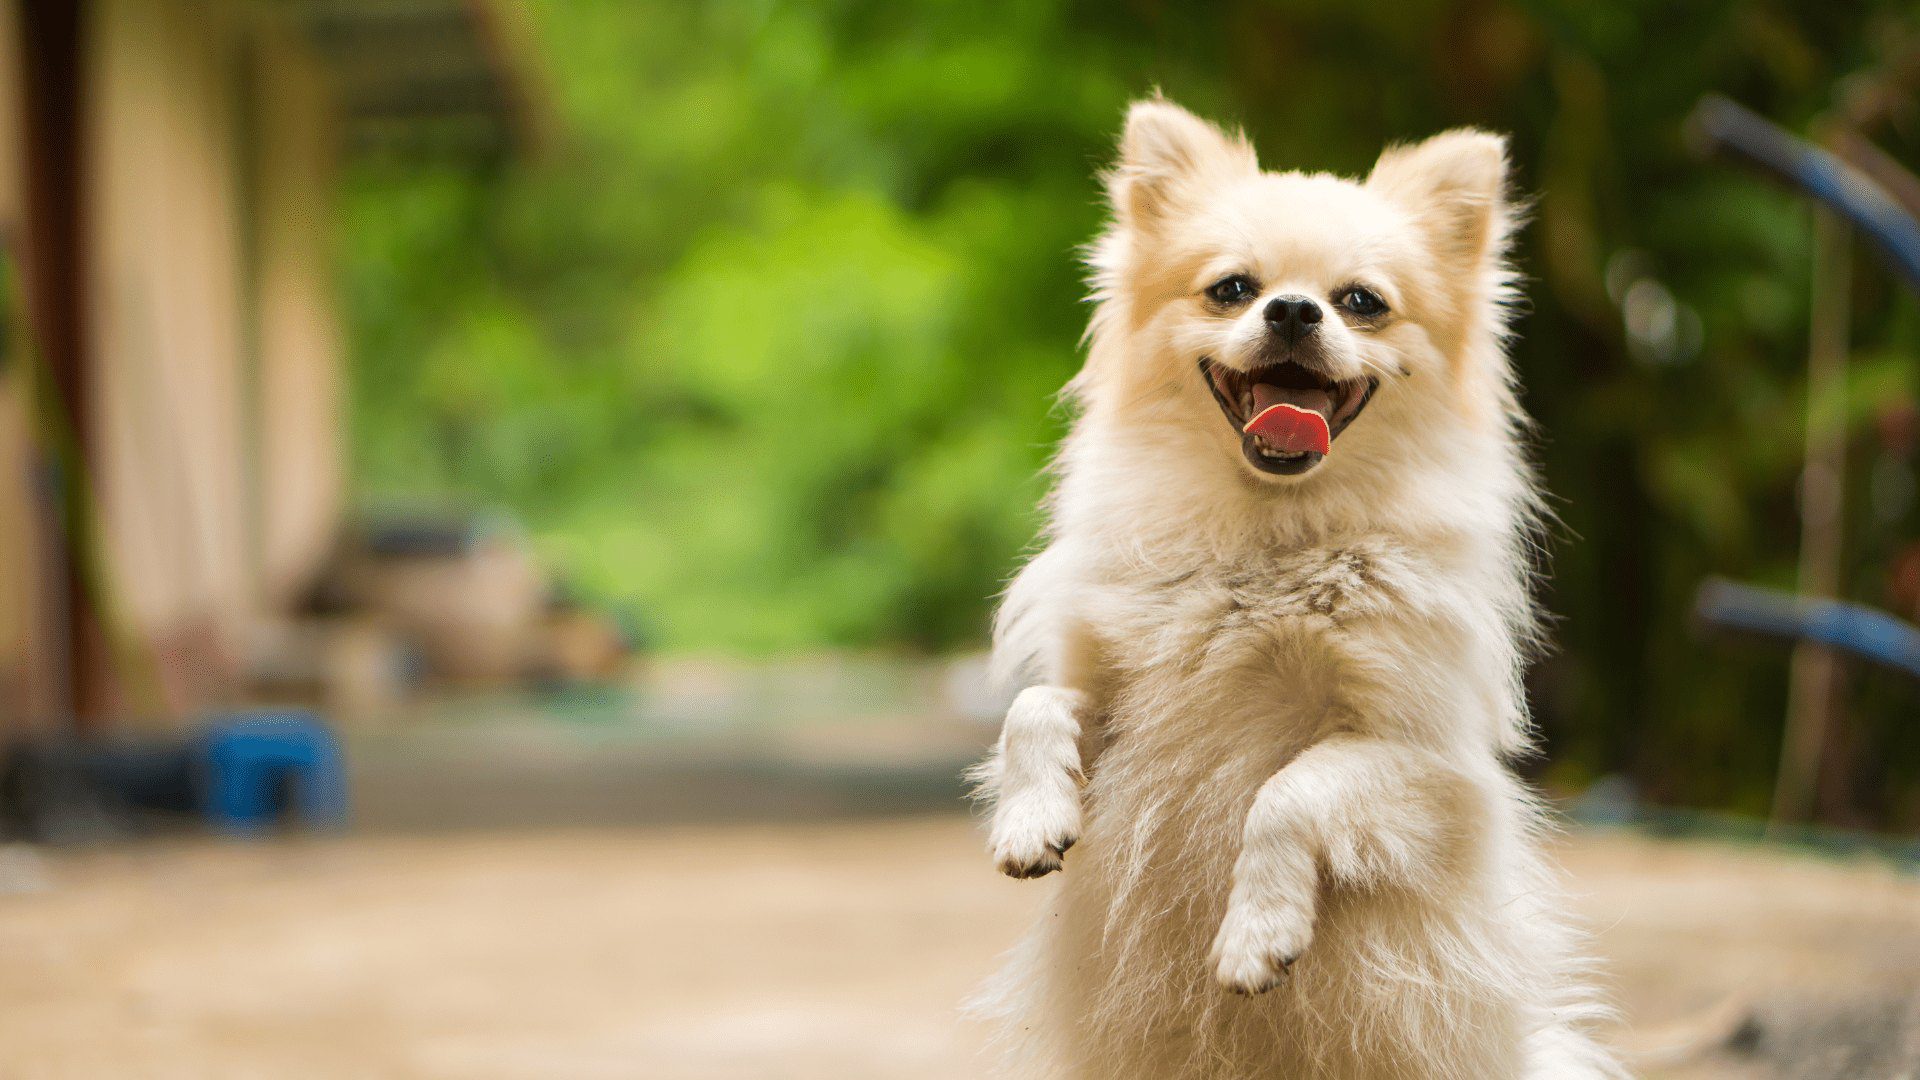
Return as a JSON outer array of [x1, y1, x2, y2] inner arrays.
[[1078, 99, 1519, 486]]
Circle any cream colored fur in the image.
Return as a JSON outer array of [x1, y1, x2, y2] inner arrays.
[[970, 99, 1624, 1079]]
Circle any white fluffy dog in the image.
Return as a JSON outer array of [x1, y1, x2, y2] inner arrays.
[[971, 98, 1622, 1079]]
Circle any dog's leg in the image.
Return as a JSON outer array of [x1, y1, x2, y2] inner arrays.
[[977, 686, 1088, 879], [1210, 732, 1475, 993]]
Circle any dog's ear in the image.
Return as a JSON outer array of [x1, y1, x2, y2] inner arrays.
[[1367, 130, 1512, 273], [1108, 98, 1257, 232]]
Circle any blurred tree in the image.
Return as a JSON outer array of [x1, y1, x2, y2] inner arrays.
[[340, 0, 1920, 824]]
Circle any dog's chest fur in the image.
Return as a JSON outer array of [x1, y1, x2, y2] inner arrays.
[[1073, 534, 1438, 885], [1083, 534, 1431, 736]]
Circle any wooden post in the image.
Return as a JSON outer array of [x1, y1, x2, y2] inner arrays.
[[1772, 207, 1851, 828], [17, 0, 116, 735]]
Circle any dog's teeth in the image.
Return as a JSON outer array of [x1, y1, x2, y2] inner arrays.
[[1249, 433, 1304, 461]]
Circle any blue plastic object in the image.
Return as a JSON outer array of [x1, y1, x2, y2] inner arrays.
[[1688, 96, 1920, 294], [1694, 578, 1920, 681], [193, 712, 349, 834]]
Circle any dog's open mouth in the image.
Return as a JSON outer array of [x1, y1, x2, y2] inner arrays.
[[1201, 358, 1377, 476]]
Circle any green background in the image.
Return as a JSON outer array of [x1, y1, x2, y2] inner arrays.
[[339, 0, 1920, 825]]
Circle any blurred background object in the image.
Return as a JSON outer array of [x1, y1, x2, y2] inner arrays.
[[1680, 93, 1920, 830], [325, 0, 1920, 831], [0, 1, 1918, 1077], [0, 0, 552, 739]]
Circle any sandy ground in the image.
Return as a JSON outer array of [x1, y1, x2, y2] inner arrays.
[[1, 819, 1917, 1079]]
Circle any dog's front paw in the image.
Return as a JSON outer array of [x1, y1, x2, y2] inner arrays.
[[988, 781, 1081, 879], [977, 685, 1088, 879], [1209, 892, 1315, 995]]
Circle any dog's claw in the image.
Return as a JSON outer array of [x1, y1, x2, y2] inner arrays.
[[1002, 856, 1059, 879], [996, 831, 1076, 879], [1221, 952, 1295, 995]]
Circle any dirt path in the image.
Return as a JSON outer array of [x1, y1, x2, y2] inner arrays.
[[0, 819, 1915, 1078]]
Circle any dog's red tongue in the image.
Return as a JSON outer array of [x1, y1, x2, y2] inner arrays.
[[1245, 384, 1332, 455]]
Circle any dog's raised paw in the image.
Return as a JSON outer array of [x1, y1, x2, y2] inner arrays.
[[1209, 897, 1314, 994], [989, 789, 1080, 880]]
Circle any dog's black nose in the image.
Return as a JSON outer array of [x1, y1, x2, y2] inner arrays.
[[1263, 295, 1323, 343]]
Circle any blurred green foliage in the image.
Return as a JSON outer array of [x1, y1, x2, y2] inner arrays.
[[341, 0, 1920, 823]]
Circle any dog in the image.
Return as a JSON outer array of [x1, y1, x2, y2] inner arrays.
[[969, 98, 1622, 1079]]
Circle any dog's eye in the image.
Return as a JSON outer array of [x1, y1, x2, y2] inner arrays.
[[1337, 286, 1388, 317], [1206, 275, 1258, 306]]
